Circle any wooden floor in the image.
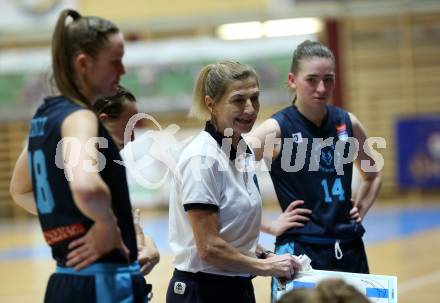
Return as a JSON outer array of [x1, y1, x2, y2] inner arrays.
[[1, 204, 439, 303]]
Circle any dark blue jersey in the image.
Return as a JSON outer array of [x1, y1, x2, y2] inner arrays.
[[27, 96, 137, 265], [270, 104, 365, 243]]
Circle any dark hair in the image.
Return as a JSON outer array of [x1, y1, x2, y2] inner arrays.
[[290, 40, 335, 104], [290, 40, 335, 74], [93, 85, 136, 118], [190, 60, 259, 120], [51, 9, 119, 106]]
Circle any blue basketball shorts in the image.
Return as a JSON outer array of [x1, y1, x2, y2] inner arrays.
[[44, 262, 150, 303]]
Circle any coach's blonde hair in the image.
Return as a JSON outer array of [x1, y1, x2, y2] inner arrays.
[[190, 61, 258, 121]]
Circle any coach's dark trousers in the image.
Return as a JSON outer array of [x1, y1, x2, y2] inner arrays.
[[166, 269, 256, 303]]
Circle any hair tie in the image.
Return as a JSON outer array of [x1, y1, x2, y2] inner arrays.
[[68, 9, 81, 21]]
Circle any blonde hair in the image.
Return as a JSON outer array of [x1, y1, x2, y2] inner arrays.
[[51, 9, 119, 106], [190, 61, 258, 121], [277, 279, 369, 303]]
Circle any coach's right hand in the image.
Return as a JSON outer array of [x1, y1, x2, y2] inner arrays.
[[264, 253, 300, 279]]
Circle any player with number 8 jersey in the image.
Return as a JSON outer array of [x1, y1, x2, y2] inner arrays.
[[28, 96, 137, 264], [10, 9, 148, 303]]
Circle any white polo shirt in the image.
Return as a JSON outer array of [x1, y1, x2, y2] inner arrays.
[[168, 122, 262, 277]]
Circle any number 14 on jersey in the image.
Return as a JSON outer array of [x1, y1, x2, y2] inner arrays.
[[321, 178, 345, 203]]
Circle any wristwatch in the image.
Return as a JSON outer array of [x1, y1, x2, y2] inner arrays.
[[258, 249, 274, 259]]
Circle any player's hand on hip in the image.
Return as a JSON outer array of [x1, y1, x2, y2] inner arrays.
[[349, 198, 362, 223], [270, 200, 312, 236], [66, 221, 130, 270]]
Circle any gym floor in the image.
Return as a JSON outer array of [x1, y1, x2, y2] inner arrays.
[[1, 202, 439, 303]]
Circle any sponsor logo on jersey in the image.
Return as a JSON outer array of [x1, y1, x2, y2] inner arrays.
[[43, 223, 86, 245], [292, 132, 303, 143], [336, 124, 349, 141]]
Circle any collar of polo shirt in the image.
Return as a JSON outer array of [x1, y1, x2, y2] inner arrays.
[[204, 121, 252, 161]]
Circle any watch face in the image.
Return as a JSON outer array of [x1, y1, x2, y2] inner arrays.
[[13, 0, 61, 15]]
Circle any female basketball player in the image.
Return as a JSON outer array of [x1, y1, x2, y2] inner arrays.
[[249, 40, 382, 302], [9, 9, 148, 302]]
